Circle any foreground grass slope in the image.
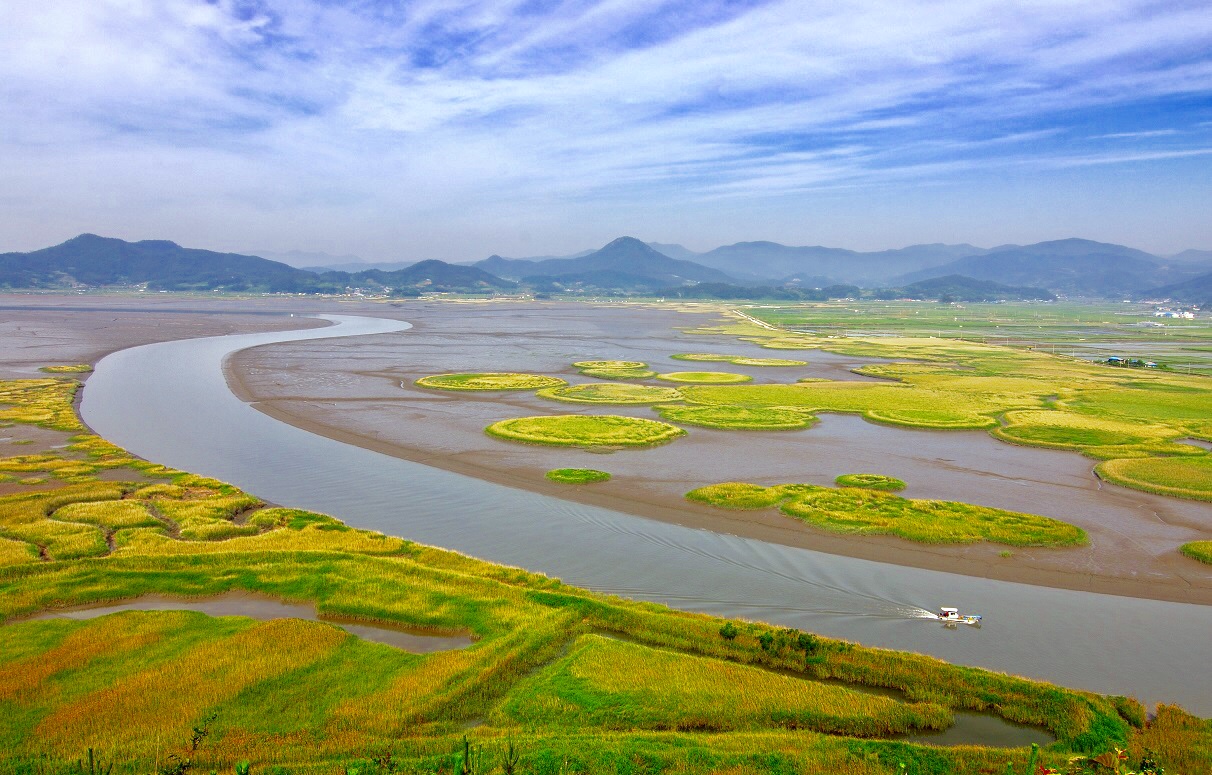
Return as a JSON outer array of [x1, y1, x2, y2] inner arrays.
[[0, 375, 1207, 774]]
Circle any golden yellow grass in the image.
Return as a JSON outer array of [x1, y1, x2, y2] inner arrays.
[[0, 614, 167, 703], [36, 617, 347, 754], [0, 535, 37, 565], [53, 500, 162, 529], [497, 635, 950, 736], [1096, 456, 1212, 501]]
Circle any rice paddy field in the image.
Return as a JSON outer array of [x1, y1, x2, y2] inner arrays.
[[2, 374, 1208, 775]]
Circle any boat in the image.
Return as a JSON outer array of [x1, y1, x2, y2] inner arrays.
[[937, 607, 982, 626]]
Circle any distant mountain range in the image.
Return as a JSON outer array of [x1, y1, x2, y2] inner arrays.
[[1, 233, 1208, 301], [477, 236, 734, 290], [0, 235, 511, 294]]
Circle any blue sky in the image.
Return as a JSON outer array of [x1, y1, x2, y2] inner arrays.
[[2, 0, 1210, 261]]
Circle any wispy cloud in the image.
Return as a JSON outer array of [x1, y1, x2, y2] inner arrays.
[[1, 0, 1211, 255]]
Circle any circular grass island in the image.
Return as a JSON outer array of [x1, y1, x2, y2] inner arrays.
[[545, 468, 612, 484], [415, 373, 567, 391], [655, 404, 816, 430], [656, 371, 753, 384], [486, 415, 686, 448], [834, 473, 907, 491], [671, 354, 807, 367], [573, 360, 647, 370], [578, 367, 657, 379], [573, 360, 657, 379], [537, 383, 682, 405]]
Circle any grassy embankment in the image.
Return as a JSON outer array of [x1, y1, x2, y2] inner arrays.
[[545, 468, 611, 484], [2, 375, 1204, 773], [686, 483, 1087, 547]]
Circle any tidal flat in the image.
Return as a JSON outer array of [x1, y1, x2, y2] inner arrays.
[[226, 301, 1212, 604]]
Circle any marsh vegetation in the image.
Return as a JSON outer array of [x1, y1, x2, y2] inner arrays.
[[0, 374, 1205, 774], [685, 482, 1088, 546]]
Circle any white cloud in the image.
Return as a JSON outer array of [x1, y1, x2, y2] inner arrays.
[[1, 0, 1210, 256]]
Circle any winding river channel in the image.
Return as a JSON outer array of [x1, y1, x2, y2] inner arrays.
[[79, 315, 1212, 715]]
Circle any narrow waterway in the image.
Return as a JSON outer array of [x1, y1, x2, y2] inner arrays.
[[79, 315, 1212, 715]]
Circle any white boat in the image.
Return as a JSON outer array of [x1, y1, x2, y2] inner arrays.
[[937, 607, 982, 626]]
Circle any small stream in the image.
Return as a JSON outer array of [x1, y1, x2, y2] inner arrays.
[[18, 592, 474, 653]]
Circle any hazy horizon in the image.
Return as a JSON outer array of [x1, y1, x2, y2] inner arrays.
[[2, 1, 1210, 262]]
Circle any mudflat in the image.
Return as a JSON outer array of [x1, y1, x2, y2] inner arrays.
[[222, 300, 1212, 605]]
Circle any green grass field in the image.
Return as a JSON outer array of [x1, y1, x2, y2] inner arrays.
[[0, 374, 1206, 774], [686, 482, 1088, 547]]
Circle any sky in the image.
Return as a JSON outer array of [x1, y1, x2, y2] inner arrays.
[[2, 0, 1211, 263]]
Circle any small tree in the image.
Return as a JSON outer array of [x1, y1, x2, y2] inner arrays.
[[718, 622, 738, 641], [796, 633, 819, 654], [757, 631, 774, 651]]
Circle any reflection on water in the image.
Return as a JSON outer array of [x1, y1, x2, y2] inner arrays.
[[906, 712, 1054, 748], [80, 315, 1212, 715], [18, 592, 474, 653]]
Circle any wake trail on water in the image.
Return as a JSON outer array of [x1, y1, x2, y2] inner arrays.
[[569, 507, 937, 620]]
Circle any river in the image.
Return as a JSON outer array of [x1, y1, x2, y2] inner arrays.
[[79, 314, 1212, 715]]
